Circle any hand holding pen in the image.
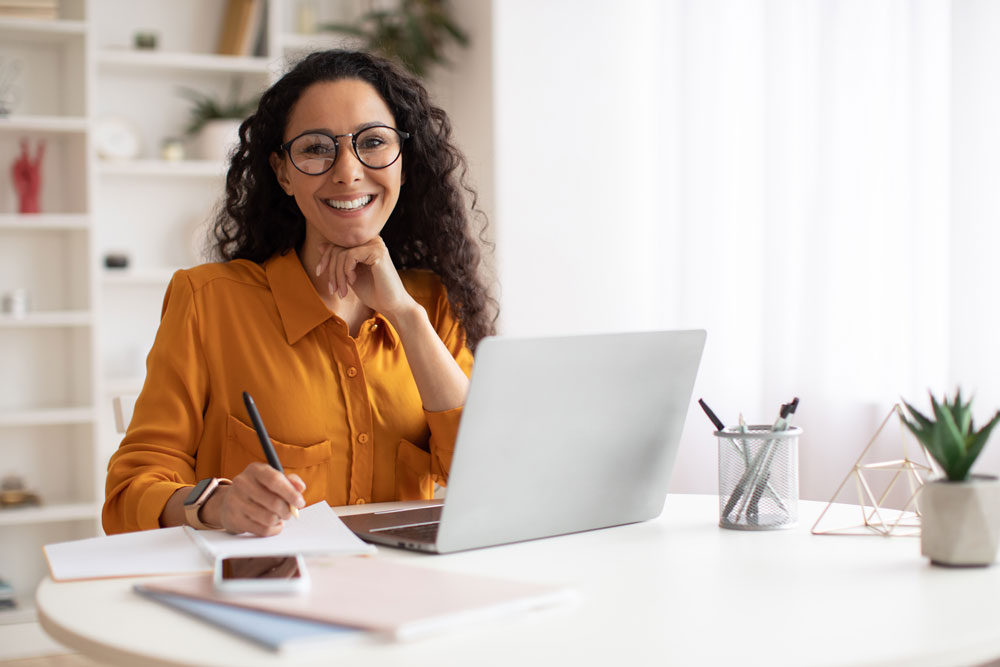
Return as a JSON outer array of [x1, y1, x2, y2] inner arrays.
[[202, 393, 307, 537]]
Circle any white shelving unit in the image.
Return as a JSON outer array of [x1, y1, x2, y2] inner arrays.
[[92, 2, 271, 443], [0, 0, 98, 645], [0, 0, 371, 655], [97, 158, 227, 178]]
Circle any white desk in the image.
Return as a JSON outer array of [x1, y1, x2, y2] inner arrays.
[[36, 495, 1000, 667]]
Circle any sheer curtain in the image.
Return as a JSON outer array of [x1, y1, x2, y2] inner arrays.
[[493, 0, 954, 501], [661, 0, 950, 499]]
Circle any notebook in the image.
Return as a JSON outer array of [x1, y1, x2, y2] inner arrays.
[[341, 329, 707, 553], [134, 587, 365, 653], [138, 556, 575, 641], [43, 502, 374, 581]]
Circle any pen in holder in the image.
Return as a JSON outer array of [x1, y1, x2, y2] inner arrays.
[[717, 425, 801, 530]]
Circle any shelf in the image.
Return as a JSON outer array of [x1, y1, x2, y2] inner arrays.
[[280, 31, 360, 51], [98, 158, 227, 178], [0, 18, 86, 43], [0, 503, 100, 527], [0, 214, 89, 231], [0, 115, 88, 134], [0, 311, 92, 328], [0, 407, 95, 427], [97, 49, 271, 75], [102, 268, 176, 286], [0, 606, 36, 626]]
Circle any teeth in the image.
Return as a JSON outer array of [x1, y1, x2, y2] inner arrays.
[[326, 195, 372, 211]]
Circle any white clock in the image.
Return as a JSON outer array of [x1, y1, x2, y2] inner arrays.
[[95, 117, 141, 160]]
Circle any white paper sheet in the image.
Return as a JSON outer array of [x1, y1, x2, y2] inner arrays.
[[43, 503, 374, 582], [43, 526, 209, 581], [185, 502, 376, 559]]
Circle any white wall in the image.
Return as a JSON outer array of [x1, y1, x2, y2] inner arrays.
[[492, 0, 668, 336], [951, 0, 1000, 473]]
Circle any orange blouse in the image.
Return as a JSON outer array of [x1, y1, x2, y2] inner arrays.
[[102, 250, 473, 534]]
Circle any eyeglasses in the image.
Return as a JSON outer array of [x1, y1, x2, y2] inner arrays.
[[278, 125, 410, 175]]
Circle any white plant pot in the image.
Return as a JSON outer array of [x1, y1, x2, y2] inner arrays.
[[920, 475, 1000, 566], [193, 119, 242, 161]]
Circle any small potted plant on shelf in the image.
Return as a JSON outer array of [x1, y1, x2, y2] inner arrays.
[[320, 0, 469, 78], [901, 390, 1000, 566], [178, 81, 259, 161]]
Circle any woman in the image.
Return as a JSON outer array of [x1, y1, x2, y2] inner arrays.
[[102, 50, 495, 537]]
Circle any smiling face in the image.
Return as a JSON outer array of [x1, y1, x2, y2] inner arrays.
[[270, 78, 403, 250]]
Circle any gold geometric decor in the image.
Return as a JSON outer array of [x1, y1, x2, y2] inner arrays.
[[811, 404, 938, 538]]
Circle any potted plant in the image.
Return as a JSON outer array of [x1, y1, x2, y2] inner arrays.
[[901, 390, 1000, 566], [321, 0, 469, 78], [178, 81, 259, 160]]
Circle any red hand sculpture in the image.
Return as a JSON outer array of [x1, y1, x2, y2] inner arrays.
[[11, 138, 44, 214]]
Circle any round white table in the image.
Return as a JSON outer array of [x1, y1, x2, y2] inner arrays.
[[36, 495, 1000, 666]]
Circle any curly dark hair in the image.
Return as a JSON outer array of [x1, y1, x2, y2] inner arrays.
[[212, 49, 497, 349]]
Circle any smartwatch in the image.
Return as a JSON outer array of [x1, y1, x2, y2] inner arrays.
[[183, 477, 231, 530]]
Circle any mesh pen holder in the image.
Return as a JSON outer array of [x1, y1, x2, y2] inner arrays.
[[717, 426, 801, 530]]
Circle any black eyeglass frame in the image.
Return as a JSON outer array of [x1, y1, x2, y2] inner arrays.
[[278, 125, 411, 174]]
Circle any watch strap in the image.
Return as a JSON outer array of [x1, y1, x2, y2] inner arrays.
[[184, 478, 231, 530]]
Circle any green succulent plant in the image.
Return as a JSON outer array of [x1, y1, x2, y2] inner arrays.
[[900, 390, 1000, 482], [177, 81, 259, 136]]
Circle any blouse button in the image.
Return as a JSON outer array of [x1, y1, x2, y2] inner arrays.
[[347, 366, 358, 378], [355, 498, 366, 505], [371, 322, 379, 331], [357, 433, 369, 444]]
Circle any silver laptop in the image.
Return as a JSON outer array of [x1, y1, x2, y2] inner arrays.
[[340, 329, 706, 553]]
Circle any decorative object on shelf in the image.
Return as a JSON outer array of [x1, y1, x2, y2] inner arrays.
[[10, 137, 44, 213], [133, 30, 159, 50], [0, 578, 15, 610], [297, 0, 318, 34], [178, 82, 258, 160], [103, 252, 130, 269], [160, 137, 185, 162], [0, 57, 23, 116], [0, 474, 41, 508], [900, 390, 1000, 566], [0, 0, 57, 20], [95, 116, 141, 161], [320, 0, 469, 78], [812, 404, 935, 538], [217, 0, 266, 57], [1, 288, 29, 318]]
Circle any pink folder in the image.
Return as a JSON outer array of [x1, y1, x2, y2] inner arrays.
[[139, 556, 575, 641]]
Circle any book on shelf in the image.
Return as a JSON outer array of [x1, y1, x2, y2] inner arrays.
[[216, 0, 264, 56], [0, 0, 58, 20]]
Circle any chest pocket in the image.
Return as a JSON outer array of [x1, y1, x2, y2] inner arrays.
[[223, 414, 331, 506]]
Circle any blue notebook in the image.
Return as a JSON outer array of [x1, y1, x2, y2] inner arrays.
[[134, 585, 365, 652]]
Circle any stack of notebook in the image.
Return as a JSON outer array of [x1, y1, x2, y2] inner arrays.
[[42, 502, 574, 653]]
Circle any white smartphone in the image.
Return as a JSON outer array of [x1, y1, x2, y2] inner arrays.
[[212, 554, 310, 594]]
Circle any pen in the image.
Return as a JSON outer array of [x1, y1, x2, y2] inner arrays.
[[698, 398, 726, 432], [743, 398, 801, 522], [242, 391, 299, 519], [724, 398, 800, 522]]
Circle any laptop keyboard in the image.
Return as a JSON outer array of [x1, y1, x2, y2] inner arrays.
[[375, 522, 440, 541]]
